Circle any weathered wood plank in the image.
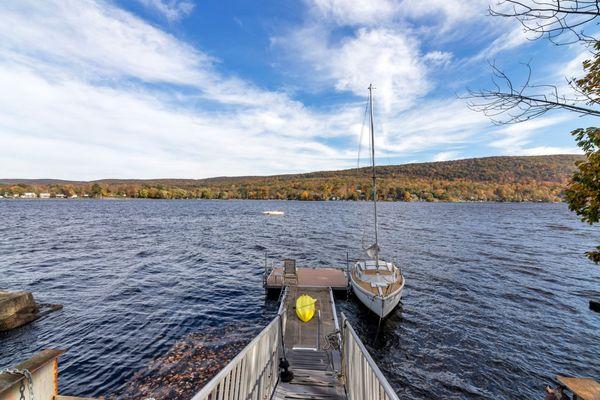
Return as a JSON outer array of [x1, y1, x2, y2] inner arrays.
[[272, 368, 345, 400], [275, 287, 346, 400], [557, 376, 600, 400], [283, 287, 337, 352], [266, 268, 348, 290]]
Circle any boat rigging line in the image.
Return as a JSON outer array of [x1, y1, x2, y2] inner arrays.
[[368, 83, 380, 270]]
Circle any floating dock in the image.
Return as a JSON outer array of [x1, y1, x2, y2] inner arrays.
[[264, 266, 349, 291]]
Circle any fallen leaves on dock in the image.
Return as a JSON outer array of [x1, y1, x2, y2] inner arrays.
[[108, 324, 260, 400]]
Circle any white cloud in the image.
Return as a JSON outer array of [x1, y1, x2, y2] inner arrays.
[[470, 27, 532, 62], [332, 29, 431, 112], [0, 0, 308, 112], [276, 26, 430, 113], [305, 0, 490, 28], [0, 62, 352, 179], [433, 151, 460, 161], [343, 99, 487, 165], [398, 0, 487, 26], [557, 48, 592, 80], [306, 0, 397, 25], [398, 100, 487, 135], [517, 146, 581, 156], [488, 115, 578, 155], [424, 51, 453, 66], [135, 0, 195, 21], [0, 0, 209, 86], [490, 116, 568, 148]]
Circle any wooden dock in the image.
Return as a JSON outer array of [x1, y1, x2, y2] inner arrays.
[[557, 375, 600, 400], [273, 286, 346, 400], [265, 267, 349, 291], [192, 258, 399, 400]]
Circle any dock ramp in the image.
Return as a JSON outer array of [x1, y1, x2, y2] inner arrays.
[[191, 286, 399, 400]]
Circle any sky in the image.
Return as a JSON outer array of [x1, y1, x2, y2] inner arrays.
[[0, 0, 593, 179]]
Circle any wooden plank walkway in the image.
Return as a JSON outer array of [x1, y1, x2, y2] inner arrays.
[[273, 286, 346, 400], [266, 268, 348, 291], [557, 376, 600, 400]]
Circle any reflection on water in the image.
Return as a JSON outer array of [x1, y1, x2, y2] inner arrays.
[[0, 200, 599, 399]]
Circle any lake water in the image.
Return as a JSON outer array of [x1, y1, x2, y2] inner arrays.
[[1, 200, 599, 399]]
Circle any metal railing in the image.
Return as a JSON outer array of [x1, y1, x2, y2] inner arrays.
[[341, 313, 400, 400], [191, 308, 286, 400]]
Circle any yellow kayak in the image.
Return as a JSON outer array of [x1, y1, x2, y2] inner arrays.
[[296, 294, 316, 322]]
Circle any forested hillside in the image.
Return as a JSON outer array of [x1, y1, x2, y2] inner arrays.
[[0, 155, 583, 202]]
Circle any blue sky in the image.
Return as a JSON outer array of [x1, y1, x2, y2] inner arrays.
[[0, 0, 592, 179]]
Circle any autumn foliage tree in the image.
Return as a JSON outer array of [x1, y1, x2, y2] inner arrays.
[[566, 128, 600, 262]]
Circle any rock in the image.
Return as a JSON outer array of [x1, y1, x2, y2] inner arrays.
[[0, 291, 61, 331], [590, 300, 600, 313]]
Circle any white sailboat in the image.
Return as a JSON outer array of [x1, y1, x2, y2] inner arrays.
[[350, 84, 405, 318]]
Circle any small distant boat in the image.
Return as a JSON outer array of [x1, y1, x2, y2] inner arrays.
[[350, 84, 405, 319], [262, 210, 284, 216]]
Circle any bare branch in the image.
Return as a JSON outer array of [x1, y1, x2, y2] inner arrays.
[[490, 0, 600, 45], [462, 62, 600, 124]]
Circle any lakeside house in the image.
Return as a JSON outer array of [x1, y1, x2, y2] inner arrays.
[[55, 193, 66, 199], [70, 194, 78, 199], [39, 193, 50, 199], [21, 192, 36, 199]]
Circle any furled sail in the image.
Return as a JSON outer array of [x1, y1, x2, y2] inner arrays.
[[366, 243, 380, 259]]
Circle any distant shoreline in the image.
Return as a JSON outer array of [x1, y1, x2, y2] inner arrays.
[[0, 197, 565, 204], [0, 155, 581, 203]]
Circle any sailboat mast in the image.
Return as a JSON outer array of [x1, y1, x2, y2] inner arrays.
[[368, 84, 379, 260]]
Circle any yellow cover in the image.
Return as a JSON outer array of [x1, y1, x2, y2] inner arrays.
[[296, 294, 316, 322]]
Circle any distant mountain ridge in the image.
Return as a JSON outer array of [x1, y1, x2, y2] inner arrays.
[[1, 155, 583, 185], [0, 155, 584, 202]]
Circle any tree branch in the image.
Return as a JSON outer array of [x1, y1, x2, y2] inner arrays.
[[463, 62, 600, 124], [490, 0, 600, 44]]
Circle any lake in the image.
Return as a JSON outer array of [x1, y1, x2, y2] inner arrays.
[[1, 200, 599, 399]]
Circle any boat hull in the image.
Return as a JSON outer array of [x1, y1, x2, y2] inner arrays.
[[350, 276, 403, 318]]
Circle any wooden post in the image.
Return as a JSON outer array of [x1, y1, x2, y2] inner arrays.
[[53, 358, 59, 396]]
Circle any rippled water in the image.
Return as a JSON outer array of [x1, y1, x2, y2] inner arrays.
[[1, 200, 599, 399]]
